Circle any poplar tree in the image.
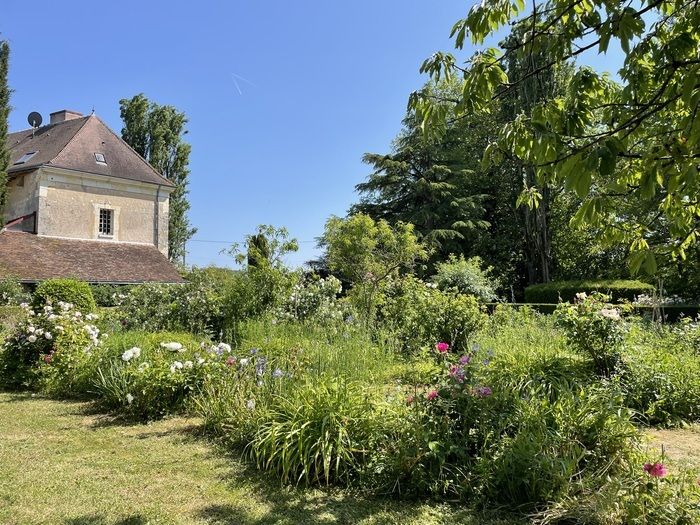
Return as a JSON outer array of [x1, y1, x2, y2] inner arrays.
[[0, 41, 11, 227], [119, 94, 196, 263]]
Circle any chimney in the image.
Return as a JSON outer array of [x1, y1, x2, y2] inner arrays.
[[50, 109, 83, 125]]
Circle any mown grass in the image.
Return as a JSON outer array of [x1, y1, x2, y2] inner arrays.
[[0, 392, 522, 525]]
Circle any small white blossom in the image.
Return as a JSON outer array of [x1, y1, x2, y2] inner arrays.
[[599, 308, 621, 321], [169, 361, 184, 373], [239, 358, 249, 366], [44, 332, 53, 340], [184, 360, 194, 369], [246, 399, 256, 411], [27, 335, 37, 343], [161, 342, 183, 352], [126, 393, 134, 405]]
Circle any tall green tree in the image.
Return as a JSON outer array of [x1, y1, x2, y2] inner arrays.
[[411, 0, 700, 274], [119, 94, 196, 263], [0, 41, 11, 227], [352, 80, 491, 270]]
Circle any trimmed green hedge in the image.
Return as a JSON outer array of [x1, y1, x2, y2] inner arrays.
[[32, 279, 97, 313], [524, 280, 654, 304]]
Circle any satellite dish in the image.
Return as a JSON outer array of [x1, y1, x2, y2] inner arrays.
[[27, 112, 42, 128]]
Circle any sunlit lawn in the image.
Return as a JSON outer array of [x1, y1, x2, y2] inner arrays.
[[0, 393, 521, 525]]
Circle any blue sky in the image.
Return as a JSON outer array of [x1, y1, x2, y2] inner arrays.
[[2, 1, 623, 268]]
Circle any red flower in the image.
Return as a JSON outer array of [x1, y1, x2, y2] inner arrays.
[[643, 462, 668, 478], [225, 356, 237, 367], [435, 342, 449, 354]]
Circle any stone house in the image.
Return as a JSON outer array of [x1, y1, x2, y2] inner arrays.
[[0, 109, 183, 283]]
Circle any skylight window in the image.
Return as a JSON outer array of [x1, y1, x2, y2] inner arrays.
[[14, 151, 37, 165], [94, 152, 107, 164]]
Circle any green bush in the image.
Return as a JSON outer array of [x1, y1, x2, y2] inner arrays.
[[618, 322, 700, 426], [33, 278, 96, 313], [0, 302, 102, 391], [524, 279, 654, 303], [0, 276, 30, 306], [119, 268, 225, 336], [555, 292, 631, 377], [90, 284, 130, 307], [431, 255, 499, 301], [380, 276, 487, 354]]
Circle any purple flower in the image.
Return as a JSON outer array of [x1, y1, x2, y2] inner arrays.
[[449, 365, 466, 383], [459, 355, 471, 365], [475, 386, 492, 397]]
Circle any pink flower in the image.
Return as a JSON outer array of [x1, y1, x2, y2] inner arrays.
[[43, 354, 53, 364], [225, 356, 237, 367], [406, 394, 415, 405], [643, 462, 668, 478], [435, 342, 449, 354], [426, 389, 438, 401]]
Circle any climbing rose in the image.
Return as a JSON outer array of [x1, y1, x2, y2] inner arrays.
[[643, 462, 668, 478], [435, 342, 449, 353]]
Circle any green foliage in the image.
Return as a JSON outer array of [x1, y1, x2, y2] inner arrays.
[[555, 293, 630, 376], [249, 379, 377, 486], [0, 276, 29, 306], [119, 93, 196, 262], [89, 283, 130, 307], [525, 279, 654, 304], [33, 279, 97, 313], [0, 302, 101, 391], [225, 224, 299, 269], [274, 274, 345, 324], [322, 213, 426, 319], [119, 268, 225, 336], [92, 331, 212, 420], [380, 275, 487, 355], [0, 41, 9, 226], [618, 321, 700, 426], [431, 255, 499, 301], [412, 0, 700, 269]]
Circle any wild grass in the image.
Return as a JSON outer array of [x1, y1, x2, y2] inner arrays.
[[0, 392, 523, 525]]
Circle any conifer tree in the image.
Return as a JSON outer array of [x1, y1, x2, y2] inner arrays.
[[0, 41, 11, 227]]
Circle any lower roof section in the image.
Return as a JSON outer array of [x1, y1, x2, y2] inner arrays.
[[0, 231, 184, 284]]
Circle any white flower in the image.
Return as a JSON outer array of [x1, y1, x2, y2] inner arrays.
[[20, 302, 29, 309], [246, 399, 256, 411], [55, 326, 64, 332], [44, 332, 53, 340], [197, 357, 206, 366], [575, 292, 588, 302], [217, 342, 232, 354], [27, 326, 35, 333], [47, 314, 58, 321], [126, 393, 134, 405], [138, 362, 150, 371], [161, 342, 183, 352], [169, 361, 184, 373], [600, 308, 621, 321], [27, 335, 37, 343], [239, 358, 249, 366], [86, 313, 98, 321], [35, 328, 44, 336], [121, 349, 134, 362], [184, 360, 194, 369]]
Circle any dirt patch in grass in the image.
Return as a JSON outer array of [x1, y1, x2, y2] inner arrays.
[[645, 425, 700, 469]]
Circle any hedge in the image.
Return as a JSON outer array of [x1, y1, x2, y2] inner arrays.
[[32, 278, 97, 313], [524, 280, 655, 304]]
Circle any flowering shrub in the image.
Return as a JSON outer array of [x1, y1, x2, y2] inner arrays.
[[555, 292, 630, 376], [274, 274, 344, 323], [380, 276, 487, 354], [431, 254, 499, 301], [0, 302, 103, 391]]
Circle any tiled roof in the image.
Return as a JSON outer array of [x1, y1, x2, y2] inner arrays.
[[0, 231, 184, 284], [5, 115, 174, 187]]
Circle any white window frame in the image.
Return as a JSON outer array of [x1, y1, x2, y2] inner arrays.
[[93, 204, 120, 240]]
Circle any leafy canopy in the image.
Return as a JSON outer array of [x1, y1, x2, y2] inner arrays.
[[410, 0, 700, 274]]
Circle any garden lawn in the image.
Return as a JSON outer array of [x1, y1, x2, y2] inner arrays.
[[0, 393, 520, 525]]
